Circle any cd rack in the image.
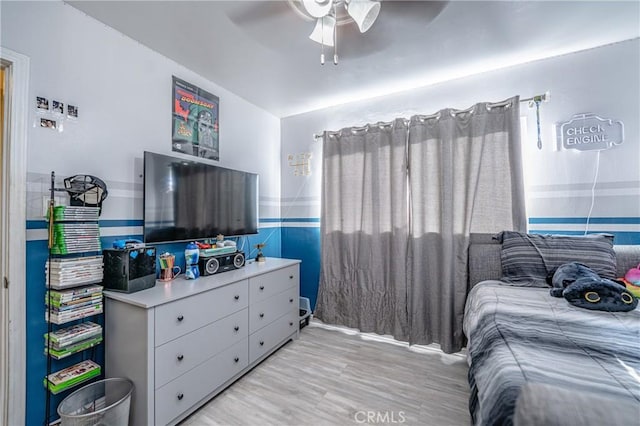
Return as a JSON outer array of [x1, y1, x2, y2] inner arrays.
[[43, 172, 105, 425]]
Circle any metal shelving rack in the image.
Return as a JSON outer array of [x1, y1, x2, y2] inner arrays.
[[43, 171, 104, 426]]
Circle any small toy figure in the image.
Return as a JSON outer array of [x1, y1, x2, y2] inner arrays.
[[255, 243, 266, 263]]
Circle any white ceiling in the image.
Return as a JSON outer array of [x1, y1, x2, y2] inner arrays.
[[67, 1, 640, 118]]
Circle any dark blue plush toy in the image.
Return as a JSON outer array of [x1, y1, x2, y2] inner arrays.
[[549, 262, 638, 312]]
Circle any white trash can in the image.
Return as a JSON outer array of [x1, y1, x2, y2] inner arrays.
[[58, 378, 133, 426]]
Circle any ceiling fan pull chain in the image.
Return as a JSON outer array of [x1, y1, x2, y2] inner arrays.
[[333, 2, 338, 65], [320, 15, 325, 65]]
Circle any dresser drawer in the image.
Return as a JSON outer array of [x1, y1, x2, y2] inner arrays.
[[155, 280, 248, 346], [249, 311, 297, 364], [249, 265, 298, 304], [249, 286, 297, 333], [155, 338, 248, 425], [155, 308, 248, 389]]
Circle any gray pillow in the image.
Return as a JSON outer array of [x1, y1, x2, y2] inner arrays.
[[496, 231, 616, 286]]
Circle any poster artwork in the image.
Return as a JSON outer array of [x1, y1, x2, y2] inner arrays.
[[172, 76, 219, 160]]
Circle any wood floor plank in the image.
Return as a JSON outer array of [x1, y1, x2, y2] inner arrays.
[[180, 322, 471, 425]]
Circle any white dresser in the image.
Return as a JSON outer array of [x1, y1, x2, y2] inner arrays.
[[104, 258, 300, 426]]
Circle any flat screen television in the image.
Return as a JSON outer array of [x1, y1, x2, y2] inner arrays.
[[143, 151, 258, 243]]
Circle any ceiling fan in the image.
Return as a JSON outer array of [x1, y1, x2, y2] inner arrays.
[[223, 1, 449, 64], [290, 0, 381, 64]]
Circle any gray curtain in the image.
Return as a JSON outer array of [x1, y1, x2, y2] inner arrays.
[[315, 97, 525, 354], [407, 96, 526, 353], [315, 119, 410, 341]]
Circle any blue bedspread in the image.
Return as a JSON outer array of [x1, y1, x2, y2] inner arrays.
[[463, 280, 640, 426]]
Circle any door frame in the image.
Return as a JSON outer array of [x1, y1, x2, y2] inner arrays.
[[0, 45, 29, 426]]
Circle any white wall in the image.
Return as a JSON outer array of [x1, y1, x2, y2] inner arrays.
[[281, 39, 640, 225], [1, 1, 281, 221], [3, 5, 284, 423]]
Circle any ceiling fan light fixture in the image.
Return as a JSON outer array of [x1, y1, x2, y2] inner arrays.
[[302, 0, 334, 18], [345, 0, 381, 33], [309, 15, 336, 47]]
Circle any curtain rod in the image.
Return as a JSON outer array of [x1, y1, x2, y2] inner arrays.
[[313, 92, 549, 140]]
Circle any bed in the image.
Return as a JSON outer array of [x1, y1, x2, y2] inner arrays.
[[464, 233, 640, 426]]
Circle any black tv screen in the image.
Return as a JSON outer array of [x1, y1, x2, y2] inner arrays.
[[143, 151, 258, 243]]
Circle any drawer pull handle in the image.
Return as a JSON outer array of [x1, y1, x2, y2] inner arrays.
[[234, 295, 240, 300], [234, 357, 239, 363], [259, 285, 265, 291], [289, 322, 294, 326], [177, 393, 184, 401], [177, 315, 184, 322], [259, 313, 264, 318], [234, 326, 240, 332], [289, 275, 294, 279], [177, 354, 184, 361], [289, 298, 294, 303], [259, 341, 264, 346]]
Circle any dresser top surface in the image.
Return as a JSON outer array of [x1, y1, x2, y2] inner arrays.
[[103, 257, 300, 309]]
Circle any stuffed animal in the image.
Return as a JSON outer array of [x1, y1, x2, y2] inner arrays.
[[617, 278, 640, 298], [549, 262, 638, 312], [547, 262, 599, 297], [626, 263, 640, 285], [623, 264, 640, 298]]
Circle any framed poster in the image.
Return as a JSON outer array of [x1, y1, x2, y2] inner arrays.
[[172, 76, 219, 160]]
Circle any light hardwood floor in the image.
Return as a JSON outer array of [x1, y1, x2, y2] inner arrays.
[[181, 321, 471, 426]]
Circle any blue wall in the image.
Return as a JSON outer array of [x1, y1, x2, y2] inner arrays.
[[25, 222, 281, 426], [277, 216, 640, 319], [281, 226, 321, 311], [26, 239, 106, 426], [25, 215, 639, 424]]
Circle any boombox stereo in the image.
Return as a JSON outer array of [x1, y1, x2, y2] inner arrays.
[[199, 251, 245, 276]]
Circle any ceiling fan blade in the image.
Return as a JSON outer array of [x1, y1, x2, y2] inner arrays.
[[222, 1, 295, 27], [222, 1, 321, 52], [324, 1, 447, 60], [374, 1, 449, 29]]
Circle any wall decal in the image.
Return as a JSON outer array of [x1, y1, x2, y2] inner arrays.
[[288, 152, 312, 176]]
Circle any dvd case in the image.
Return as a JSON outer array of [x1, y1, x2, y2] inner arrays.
[[44, 360, 101, 394], [45, 322, 102, 349]]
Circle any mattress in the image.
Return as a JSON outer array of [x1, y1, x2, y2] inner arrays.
[[463, 280, 640, 426]]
